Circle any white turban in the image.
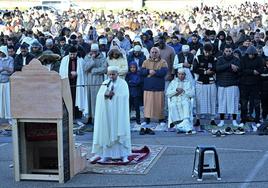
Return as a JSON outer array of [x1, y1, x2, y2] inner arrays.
[[182, 45, 190, 52], [107, 66, 119, 72]]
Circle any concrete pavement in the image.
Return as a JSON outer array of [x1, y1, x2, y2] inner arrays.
[[0, 130, 268, 188]]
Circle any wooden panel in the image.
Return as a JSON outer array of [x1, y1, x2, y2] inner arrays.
[[20, 174, 59, 181], [10, 60, 62, 119], [61, 78, 74, 178]]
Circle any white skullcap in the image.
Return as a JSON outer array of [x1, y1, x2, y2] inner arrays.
[[46, 38, 53, 45], [107, 66, 119, 72], [90, 43, 99, 51], [99, 38, 108, 45], [177, 68, 186, 73], [133, 45, 141, 52], [182, 45, 190, 52]]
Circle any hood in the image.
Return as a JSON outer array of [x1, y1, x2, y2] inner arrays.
[[245, 45, 258, 55], [133, 37, 144, 47], [0, 45, 8, 57], [128, 61, 138, 72]]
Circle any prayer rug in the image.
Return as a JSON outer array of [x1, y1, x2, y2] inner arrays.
[[80, 144, 166, 175]]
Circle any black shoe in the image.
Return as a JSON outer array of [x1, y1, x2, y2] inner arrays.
[[210, 120, 217, 126], [145, 128, 155, 135], [136, 120, 141, 125], [194, 119, 200, 127], [139, 128, 146, 135]]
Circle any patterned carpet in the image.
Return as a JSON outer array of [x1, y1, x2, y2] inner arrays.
[[80, 144, 167, 175]]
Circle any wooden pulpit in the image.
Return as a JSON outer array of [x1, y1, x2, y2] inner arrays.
[[10, 59, 74, 183]]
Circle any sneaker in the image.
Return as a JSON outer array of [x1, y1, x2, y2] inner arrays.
[[234, 127, 245, 135], [224, 127, 233, 135], [256, 123, 261, 128], [90, 155, 101, 162], [217, 120, 224, 127], [132, 123, 141, 131], [252, 124, 258, 132], [145, 128, 155, 135], [232, 120, 239, 127], [154, 122, 166, 131], [238, 123, 245, 127], [210, 120, 217, 126], [141, 122, 147, 127], [122, 156, 129, 163], [139, 128, 146, 135], [186, 130, 197, 135]]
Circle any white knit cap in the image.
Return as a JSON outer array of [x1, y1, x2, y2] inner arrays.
[[90, 43, 99, 51], [133, 45, 142, 52], [182, 45, 190, 52], [107, 66, 119, 72]]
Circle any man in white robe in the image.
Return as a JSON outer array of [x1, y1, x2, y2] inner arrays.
[[91, 66, 131, 163], [59, 46, 88, 118], [166, 68, 195, 134]]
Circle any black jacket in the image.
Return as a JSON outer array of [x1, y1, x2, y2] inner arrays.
[[240, 55, 263, 85], [216, 55, 240, 87], [14, 53, 35, 71], [193, 55, 216, 84]]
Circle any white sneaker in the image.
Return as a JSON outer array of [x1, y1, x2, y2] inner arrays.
[[238, 123, 245, 127], [256, 123, 261, 128], [217, 120, 224, 127], [252, 124, 258, 132], [90, 155, 101, 162], [141, 122, 147, 128], [99, 157, 109, 163], [154, 122, 166, 131], [232, 120, 239, 127], [132, 123, 141, 131], [122, 156, 129, 163]]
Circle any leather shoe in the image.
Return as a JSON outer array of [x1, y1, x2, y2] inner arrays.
[[139, 128, 146, 135], [145, 128, 155, 135]]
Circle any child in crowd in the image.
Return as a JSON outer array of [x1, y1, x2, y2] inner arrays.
[[125, 62, 143, 125]]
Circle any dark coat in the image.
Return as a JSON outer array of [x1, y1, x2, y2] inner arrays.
[[125, 64, 143, 97], [14, 52, 35, 71], [193, 55, 216, 84], [216, 55, 240, 87]]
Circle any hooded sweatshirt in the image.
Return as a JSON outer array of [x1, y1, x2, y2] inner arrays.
[[240, 46, 264, 85]]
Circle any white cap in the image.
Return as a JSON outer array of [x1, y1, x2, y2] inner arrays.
[[182, 45, 190, 52], [177, 68, 186, 73], [107, 66, 119, 72], [46, 38, 53, 45], [99, 38, 108, 45], [133, 45, 141, 52], [90, 43, 99, 51]]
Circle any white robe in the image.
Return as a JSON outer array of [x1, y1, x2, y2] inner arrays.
[[166, 78, 194, 132], [59, 55, 88, 116], [92, 77, 131, 158]]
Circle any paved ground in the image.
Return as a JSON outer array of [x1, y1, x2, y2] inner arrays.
[[0, 126, 268, 188]]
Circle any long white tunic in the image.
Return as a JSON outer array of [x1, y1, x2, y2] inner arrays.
[[166, 78, 194, 130], [92, 77, 131, 158], [59, 55, 88, 116]]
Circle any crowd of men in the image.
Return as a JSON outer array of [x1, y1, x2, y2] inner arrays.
[[0, 1, 268, 135]]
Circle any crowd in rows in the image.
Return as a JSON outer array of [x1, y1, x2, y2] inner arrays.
[[0, 2, 268, 134]]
